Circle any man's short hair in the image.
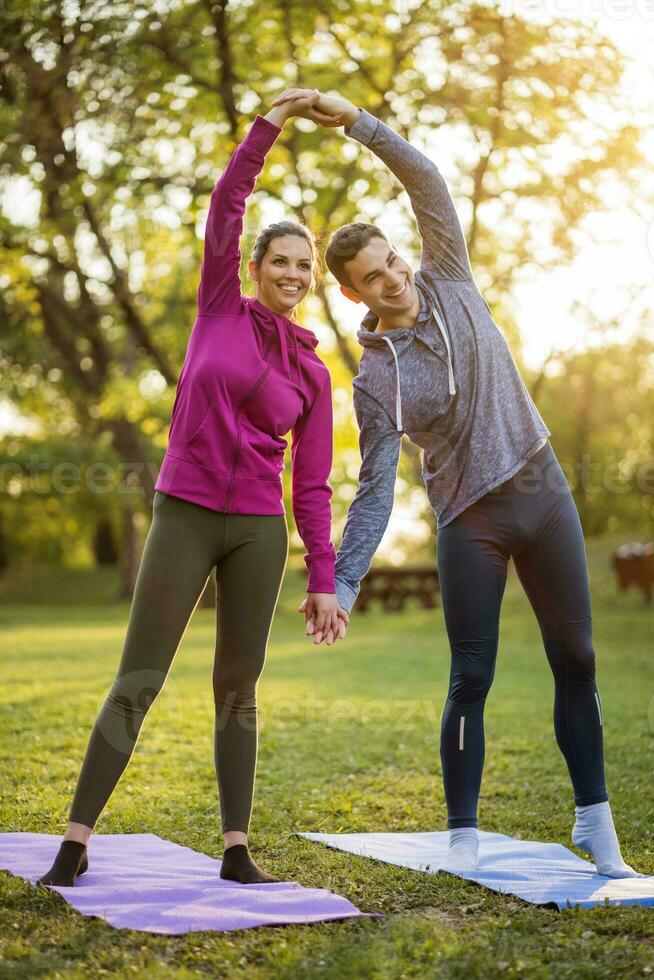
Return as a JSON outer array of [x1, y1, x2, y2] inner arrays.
[[325, 222, 390, 288]]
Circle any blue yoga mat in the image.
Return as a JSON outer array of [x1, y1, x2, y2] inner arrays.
[[300, 830, 654, 910]]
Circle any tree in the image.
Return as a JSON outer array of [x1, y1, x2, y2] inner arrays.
[[0, 0, 647, 583]]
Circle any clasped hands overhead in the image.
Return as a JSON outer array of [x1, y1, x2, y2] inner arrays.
[[270, 88, 360, 130]]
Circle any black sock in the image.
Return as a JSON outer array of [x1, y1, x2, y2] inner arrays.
[[37, 840, 88, 887], [220, 844, 278, 884]]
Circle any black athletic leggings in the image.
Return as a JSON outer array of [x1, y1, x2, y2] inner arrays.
[[437, 441, 608, 829], [68, 491, 288, 833]]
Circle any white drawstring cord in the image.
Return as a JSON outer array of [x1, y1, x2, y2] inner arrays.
[[379, 309, 455, 433], [380, 335, 403, 432], [431, 307, 456, 395]]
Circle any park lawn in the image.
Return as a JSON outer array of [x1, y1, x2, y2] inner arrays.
[[0, 536, 652, 978]]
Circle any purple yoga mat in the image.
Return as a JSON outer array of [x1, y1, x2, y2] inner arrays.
[[0, 833, 369, 934]]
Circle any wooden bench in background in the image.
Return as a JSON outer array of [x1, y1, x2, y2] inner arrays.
[[358, 566, 440, 613], [612, 542, 653, 605]]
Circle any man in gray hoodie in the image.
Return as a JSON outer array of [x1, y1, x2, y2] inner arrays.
[[272, 88, 637, 879]]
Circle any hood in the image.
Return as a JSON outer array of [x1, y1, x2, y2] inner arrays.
[[355, 281, 433, 353], [247, 295, 318, 387], [354, 289, 456, 433], [247, 296, 319, 349], [356, 306, 416, 355]]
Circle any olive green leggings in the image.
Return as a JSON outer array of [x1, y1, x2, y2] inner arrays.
[[69, 491, 288, 832]]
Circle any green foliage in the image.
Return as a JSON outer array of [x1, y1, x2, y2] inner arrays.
[[537, 336, 654, 535], [0, 433, 144, 567], [0, 0, 650, 567]]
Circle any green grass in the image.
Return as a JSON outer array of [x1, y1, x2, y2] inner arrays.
[[1, 537, 653, 978]]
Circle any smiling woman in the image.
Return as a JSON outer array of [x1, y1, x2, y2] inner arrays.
[[36, 90, 350, 893], [248, 220, 319, 317]]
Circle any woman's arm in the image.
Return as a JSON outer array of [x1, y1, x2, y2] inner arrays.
[[291, 369, 336, 596], [198, 116, 280, 315], [291, 370, 356, 646], [290, 367, 353, 643], [198, 91, 326, 315]]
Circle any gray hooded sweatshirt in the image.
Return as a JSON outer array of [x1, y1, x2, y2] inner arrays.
[[333, 110, 550, 613]]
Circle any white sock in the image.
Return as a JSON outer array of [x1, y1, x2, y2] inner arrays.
[[572, 801, 638, 878], [440, 828, 479, 872]]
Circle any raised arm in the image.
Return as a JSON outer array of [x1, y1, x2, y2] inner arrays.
[[345, 109, 471, 281], [198, 115, 281, 315], [334, 387, 402, 613], [198, 91, 330, 314], [272, 91, 472, 281]]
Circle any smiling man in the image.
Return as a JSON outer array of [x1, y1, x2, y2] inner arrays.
[[270, 86, 639, 881]]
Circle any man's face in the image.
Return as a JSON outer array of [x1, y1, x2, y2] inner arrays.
[[340, 236, 417, 321]]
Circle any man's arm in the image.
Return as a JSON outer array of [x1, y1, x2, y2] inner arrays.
[[334, 386, 402, 613], [345, 108, 472, 281], [275, 91, 472, 282]]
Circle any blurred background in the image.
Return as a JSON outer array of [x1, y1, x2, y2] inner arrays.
[[1, 0, 653, 600]]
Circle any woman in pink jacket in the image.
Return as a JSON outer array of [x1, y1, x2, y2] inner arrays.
[[39, 91, 349, 888]]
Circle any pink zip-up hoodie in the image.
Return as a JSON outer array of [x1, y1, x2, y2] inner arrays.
[[155, 115, 336, 594]]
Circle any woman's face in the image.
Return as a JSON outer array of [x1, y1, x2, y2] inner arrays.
[[248, 235, 314, 315]]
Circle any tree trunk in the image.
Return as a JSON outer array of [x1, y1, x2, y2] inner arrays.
[[0, 520, 7, 576], [106, 417, 157, 506], [93, 518, 119, 565]]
